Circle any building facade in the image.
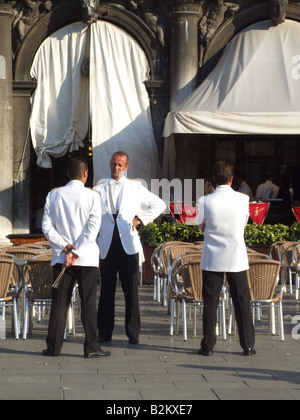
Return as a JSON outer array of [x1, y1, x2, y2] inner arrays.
[[0, 0, 300, 242]]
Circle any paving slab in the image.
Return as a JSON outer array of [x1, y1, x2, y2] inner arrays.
[[0, 285, 299, 402]]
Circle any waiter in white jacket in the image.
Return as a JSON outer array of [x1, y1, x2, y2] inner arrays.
[[42, 157, 110, 358], [196, 160, 255, 356], [94, 151, 166, 344]]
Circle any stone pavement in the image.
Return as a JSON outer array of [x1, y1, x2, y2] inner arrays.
[[0, 285, 300, 402]]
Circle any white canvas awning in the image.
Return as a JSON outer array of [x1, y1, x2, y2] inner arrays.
[[163, 19, 300, 137], [30, 21, 158, 185]]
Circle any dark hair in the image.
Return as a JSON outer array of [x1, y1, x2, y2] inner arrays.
[[67, 157, 88, 180], [111, 151, 129, 164], [264, 171, 274, 180], [213, 161, 234, 185]]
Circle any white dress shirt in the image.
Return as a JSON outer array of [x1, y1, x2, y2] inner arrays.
[[256, 180, 280, 201], [42, 180, 101, 267], [94, 177, 166, 259], [108, 177, 125, 213], [196, 185, 249, 272], [238, 181, 253, 202]]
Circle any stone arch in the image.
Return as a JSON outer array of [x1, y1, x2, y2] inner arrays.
[[201, 2, 300, 81], [13, 2, 166, 82]]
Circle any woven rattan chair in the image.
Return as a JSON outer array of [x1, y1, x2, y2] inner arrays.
[[3, 248, 39, 289], [151, 241, 187, 304], [280, 241, 300, 295], [170, 254, 226, 341], [33, 241, 52, 248], [0, 257, 19, 339], [248, 259, 284, 340], [293, 244, 300, 301], [23, 257, 53, 339], [248, 252, 270, 261], [23, 256, 75, 339], [268, 241, 288, 260], [268, 241, 297, 293], [165, 244, 200, 310]]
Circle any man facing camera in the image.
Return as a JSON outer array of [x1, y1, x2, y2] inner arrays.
[[94, 151, 166, 345]]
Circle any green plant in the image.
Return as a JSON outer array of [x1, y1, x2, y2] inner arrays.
[[289, 221, 300, 241], [244, 223, 291, 246], [139, 222, 300, 247], [139, 222, 163, 247], [139, 222, 204, 246]]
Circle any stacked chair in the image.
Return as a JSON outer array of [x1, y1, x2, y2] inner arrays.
[[248, 259, 284, 341], [0, 256, 19, 339], [152, 239, 298, 343], [0, 242, 77, 340], [151, 241, 226, 342]]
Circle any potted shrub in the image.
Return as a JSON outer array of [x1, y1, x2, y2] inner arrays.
[[244, 223, 291, 254]]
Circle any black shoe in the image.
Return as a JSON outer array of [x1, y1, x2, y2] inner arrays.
[[128, 338, 139, 345], [197, 348, 213, 356], [85, 348, 111, 358], [42, 349, 58, 357], [243, 348, 257, 356], [98, 334, 112, 343]]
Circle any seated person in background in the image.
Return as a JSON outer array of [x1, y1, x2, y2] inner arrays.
[[256, 171, 279, 201], [235, 171, 253, 202]]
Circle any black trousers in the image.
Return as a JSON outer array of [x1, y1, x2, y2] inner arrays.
[[97, 226, 140, 341], [201, 270, 255, 352], [46, 264, 99, 356]]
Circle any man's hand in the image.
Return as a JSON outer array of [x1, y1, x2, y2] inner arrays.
[[132, 217, 142, 230], [63, 244, 78, 266], [64, 251, 79, 267], [63, 244, 77, 254]]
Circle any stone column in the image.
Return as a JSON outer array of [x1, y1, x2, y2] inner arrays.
[[12, 81, 37, 234], [0, 1, 14, 246], [168, 1, 201, 110]]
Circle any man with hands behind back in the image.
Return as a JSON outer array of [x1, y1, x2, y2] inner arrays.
[[42, 157, 110, 359]]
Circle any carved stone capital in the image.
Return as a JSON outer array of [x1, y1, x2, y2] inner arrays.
[[165, 0, 202, 13], [0, 0, 13, 18]]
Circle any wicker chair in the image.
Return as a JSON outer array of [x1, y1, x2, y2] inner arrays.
[[3, 248, 39, 290], [0, 257, 19, 339], [280, 242, 300, 295], [293, 244, 300, 301], [151, 241, 187, 304], [23, 257, 53, 339], [23, 256, 75, 339], [248, 259, 284, 340], [170, 254, 226, 341], [248, 252, 270, 261], [165, 244, 200, 310], [268, 241, 297, 294], [23, 241, 51, 249], [268, 241, 288, 260]]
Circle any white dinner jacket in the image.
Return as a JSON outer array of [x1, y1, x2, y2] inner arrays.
[[196, 185, 249, 272], [94, 177, 166, 259], [42, 180, 101, 267]]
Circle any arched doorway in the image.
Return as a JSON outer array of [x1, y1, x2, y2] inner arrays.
[[13, 4, 167, 233]]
